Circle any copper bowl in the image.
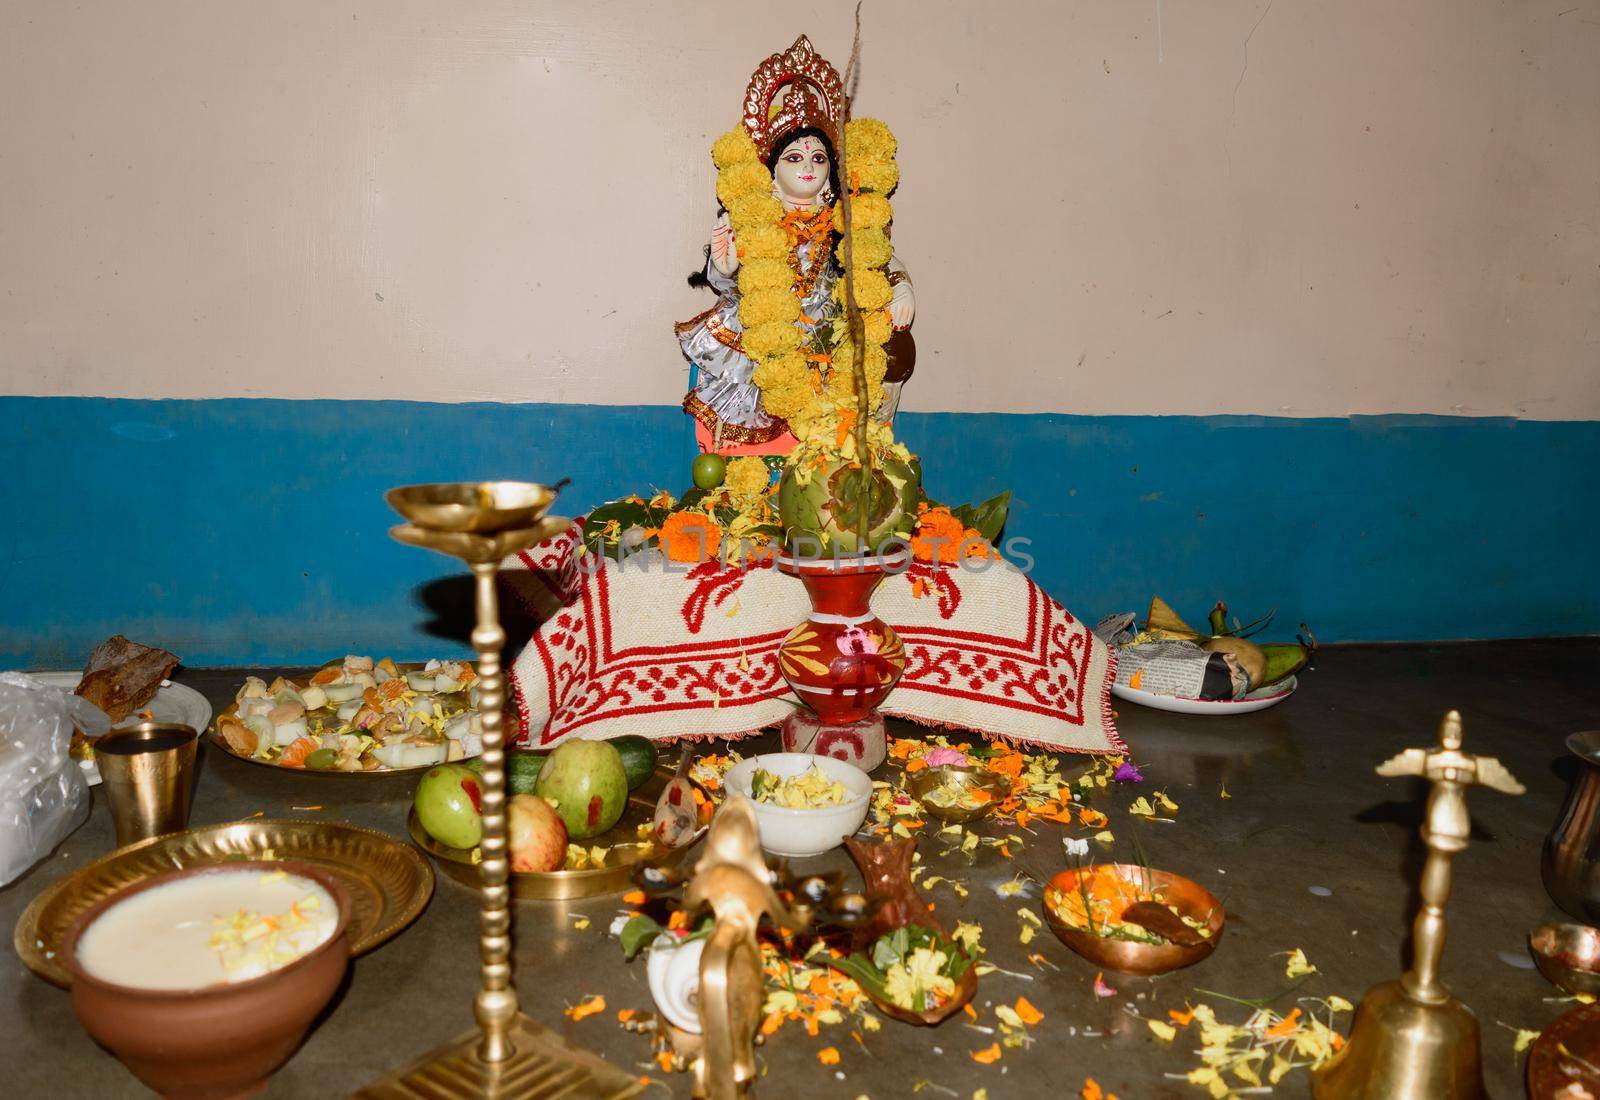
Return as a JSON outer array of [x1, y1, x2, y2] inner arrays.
[[1530, 922, 1600, 996], [905, 765, 1010, 824], [63, 860, 352, 1100], [1041, 863, 1224, 976]]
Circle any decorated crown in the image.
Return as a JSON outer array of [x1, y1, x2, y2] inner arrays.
[[742, 35, 845, 162]]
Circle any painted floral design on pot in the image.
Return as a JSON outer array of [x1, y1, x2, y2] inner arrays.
[[776, 551, 907, 771]]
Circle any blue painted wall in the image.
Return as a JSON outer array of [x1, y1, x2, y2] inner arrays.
[[3, 397, 1596, 666]]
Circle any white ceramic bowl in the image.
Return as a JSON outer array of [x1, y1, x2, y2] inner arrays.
[[723, 753, 872, 859]]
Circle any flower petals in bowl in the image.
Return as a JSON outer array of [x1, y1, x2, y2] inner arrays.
[[1041, 862, 1223, 975], [724, 753, 871, 858], [905, 765, 1009, 824]]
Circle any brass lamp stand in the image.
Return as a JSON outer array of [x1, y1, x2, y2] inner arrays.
[[1312, 710, 1524, 1100], [356, 481, 642, 1100]]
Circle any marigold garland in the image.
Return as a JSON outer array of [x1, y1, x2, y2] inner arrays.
[[708, 116, 902, 447]]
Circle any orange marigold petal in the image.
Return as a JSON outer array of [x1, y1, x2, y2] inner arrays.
[[1015, 996, 1044, 1026], [817, 1047, 841, 1066], [971, 1042, 1002, 1065]]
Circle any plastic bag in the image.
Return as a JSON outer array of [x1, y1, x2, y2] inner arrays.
[[0, 672, 107, 886]]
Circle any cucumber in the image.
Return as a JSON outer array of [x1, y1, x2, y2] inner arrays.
[[613, 736, 658, 791], [467, 751, 546, 795]]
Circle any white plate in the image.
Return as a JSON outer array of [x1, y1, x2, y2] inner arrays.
[[1111, 675, 1297, 716], [31, 672, 213, 786]]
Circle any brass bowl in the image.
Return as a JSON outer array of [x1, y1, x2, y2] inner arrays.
[[385, 481, 559, 534], [1041, 863, 1224, 975], [1530, 922, 1600, 996], [904, 765, 1010, 824], [407, 765, 710, 900]]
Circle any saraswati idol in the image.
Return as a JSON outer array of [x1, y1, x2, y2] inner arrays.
[[678, 36, 928, 772], [677, 35, 917, 457]]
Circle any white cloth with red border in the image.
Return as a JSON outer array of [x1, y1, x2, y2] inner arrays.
[[502, 525, 1123, 754]]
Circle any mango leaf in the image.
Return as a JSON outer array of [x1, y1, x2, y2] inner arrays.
[[828, 951, 890, 998], [619, 914, 668, 959], [951, 491, 1011, 543], [582, 499, 656, 559]]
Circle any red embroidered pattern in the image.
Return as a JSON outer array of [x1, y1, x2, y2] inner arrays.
[[504, 529, 1119, 755]]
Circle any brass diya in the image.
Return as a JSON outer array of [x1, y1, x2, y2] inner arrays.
[[1527, 1001, 1600, 1100], [1041, 863, 1224, 976], [356, 481, 640, 1100], [1530, 922, 1600, 997], [905, 764, 1009, 824]]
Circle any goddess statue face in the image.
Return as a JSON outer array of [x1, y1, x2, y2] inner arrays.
[[771, 133, 832, 207]]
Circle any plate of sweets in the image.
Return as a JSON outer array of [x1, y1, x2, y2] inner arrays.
[[211, 655, 493, 775]]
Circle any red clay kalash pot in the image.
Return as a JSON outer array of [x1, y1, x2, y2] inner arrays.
[[775, 549, 908, 772]]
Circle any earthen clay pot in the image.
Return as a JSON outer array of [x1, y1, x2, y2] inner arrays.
[[63, 860, 352, 1100], [775, 552, 907, 770]]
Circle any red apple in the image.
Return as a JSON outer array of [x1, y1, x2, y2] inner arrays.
[[507, 793, 568, 873]]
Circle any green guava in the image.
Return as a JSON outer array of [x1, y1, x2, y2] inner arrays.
[[414, 763, 483, 849], [533, 739, 629, 840]]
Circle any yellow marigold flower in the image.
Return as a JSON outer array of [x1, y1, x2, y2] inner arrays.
[[844, 118, 897, 161], [830, 339, 888, 379], [864, 309, 893, 345], [738, 223, 789, 260], [840, 268, 892, 312], [844, 226, 891, 269], [724, 456, 770, 501], [832, 192, 892, 233], [660, 512, 722, 563], [825, 364, 885, 412], [712, 128, 759, 169], [716, 160, 772, 208], [752, 351, 808, 388], [726, 190, 783, 231], [737, 258, 790, 296], [742, 320, 803, 361], [739, 288, 802, 328], [850, 159, 899, 195]]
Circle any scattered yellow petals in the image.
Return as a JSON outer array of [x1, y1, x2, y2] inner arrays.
[[572, 917, 590, 931], [1283, 948, 1318, 980], [1156, 791, 1180, 813], [1327, 995, 1354, 1013], [970, 1042, 1002, 1064], [1513, 1027, 1540, 1053], [1093, 830, 1115, 843], [1014, 996, 1044, 1026], [565, 994, 606, 1021], [1148, 1018, 1177, 1041], [1128, 796, 1155, 816], [1220, 783, 1231, 800], [818, 1047, 841, 1065]]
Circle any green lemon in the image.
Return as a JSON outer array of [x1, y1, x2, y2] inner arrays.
[[692, 453, 727, 490]]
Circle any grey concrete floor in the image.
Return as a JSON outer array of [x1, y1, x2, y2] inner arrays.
[[4, 639, 1595, 1099]]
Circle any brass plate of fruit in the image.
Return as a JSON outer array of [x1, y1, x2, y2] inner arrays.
[[16, 819, 434, 988], [208, 660, 512, 777], [408, 765, 712, 901]]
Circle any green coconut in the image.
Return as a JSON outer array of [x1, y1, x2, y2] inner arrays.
[[778, 451, 920, 555]]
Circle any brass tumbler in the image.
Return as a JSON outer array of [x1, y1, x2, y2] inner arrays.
[[95, 722, 198, 847]]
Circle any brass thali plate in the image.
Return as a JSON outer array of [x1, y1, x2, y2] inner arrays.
[[16, 818, 434, 988], [408, 766, 711, 901], [207, 662, 511, 778]]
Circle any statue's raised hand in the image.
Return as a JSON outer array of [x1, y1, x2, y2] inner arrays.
[[888, 270, 915, 331], [710, 213, 739, 277]]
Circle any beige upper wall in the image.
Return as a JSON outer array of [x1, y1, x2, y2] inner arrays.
[[1, 0, 1596, 417]]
